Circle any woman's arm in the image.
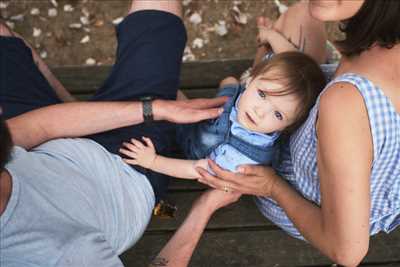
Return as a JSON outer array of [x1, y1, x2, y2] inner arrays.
[[198, 83, 373, 267], [7, 97, 226, 150], [120, 137, 208, 179]]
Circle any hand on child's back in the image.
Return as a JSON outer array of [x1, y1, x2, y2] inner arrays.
[[119, 137, 156, 169]]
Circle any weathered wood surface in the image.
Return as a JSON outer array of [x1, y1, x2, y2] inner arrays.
[[53, 59, 252, 94], [121, 227, 400, 267], [148, 193, 275, 232], [59, 64, 400, 267]]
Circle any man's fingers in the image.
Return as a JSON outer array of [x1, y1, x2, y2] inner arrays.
[[180, 96, 228, 109], [186, 108, 223, 122]]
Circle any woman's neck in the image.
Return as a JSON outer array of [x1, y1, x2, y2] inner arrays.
[[0, 170, 12, 216], [337, 44, 400, 76], [337, 43, 400, 112]]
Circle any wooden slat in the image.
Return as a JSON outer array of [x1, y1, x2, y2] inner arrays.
[[121, 228, 400, 267], [52, 59, 252, 93], [168, 178, 206, 191], [148, 192, 274, 231]]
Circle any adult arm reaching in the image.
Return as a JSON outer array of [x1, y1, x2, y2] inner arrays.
[[7, 96, 226, 150]]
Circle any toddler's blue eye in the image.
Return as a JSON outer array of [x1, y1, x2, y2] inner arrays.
[[257, 89, 266, 99], [274, 111, 283, 120]]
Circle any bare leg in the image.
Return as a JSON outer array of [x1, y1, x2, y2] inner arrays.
[[0, 22, 75, 102], [129, 0, 182, 18], [253, 0, 327, 66], [219, 76, 239, 88], [253, 17, 272, 68]]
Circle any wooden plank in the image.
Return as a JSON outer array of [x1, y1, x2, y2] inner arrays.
[[168, 178, 206, 191], [52, 59, 252, 93], [148, 192, 274, 231], [120, 228, 400, 267]]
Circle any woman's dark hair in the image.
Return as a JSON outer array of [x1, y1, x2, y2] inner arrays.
[[0, 116, 13, 170], [250, 51, 326, 134], [336, 0, 400, 57]]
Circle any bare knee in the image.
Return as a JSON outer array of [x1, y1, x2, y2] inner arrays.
[[272, 1, 327, 63], [0, 23, 13, 37], [129, 0, 182, 19], [220, 76, 239, 88]]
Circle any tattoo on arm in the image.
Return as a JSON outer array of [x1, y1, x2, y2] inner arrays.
[[149, 257, 169, 267]]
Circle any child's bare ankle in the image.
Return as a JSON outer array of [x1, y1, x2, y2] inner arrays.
[[219, 76, 239, 88]]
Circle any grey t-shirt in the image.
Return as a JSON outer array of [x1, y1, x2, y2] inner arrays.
[[0, 138, 155, 267]]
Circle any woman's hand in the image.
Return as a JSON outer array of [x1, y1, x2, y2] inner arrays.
[[153, 96, 228, 124], [196, 159, 281, 197], [120, 137, 157, 169]]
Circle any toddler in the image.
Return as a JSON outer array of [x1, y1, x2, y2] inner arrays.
[[119, 24, 326, 181]]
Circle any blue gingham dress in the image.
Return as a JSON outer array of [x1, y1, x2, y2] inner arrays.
[[255, 73, 400, 240]]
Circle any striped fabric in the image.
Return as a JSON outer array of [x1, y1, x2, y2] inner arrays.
[[255, 73, 400, 240]]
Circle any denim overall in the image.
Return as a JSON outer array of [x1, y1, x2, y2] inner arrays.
[[177, 84, 279, 168]]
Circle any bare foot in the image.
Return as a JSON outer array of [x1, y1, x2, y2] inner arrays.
[[219, 76, 239, 88]]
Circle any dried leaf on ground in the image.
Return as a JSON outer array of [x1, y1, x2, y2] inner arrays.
[[80, 35, 90, 44]]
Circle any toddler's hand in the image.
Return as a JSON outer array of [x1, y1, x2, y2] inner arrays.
[[120, 137, 156, 169]]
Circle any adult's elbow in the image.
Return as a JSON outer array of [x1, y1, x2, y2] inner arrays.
[[330, 243, 369, 267]]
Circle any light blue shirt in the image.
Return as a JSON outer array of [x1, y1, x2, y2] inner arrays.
[[0, 138, 155, 267]]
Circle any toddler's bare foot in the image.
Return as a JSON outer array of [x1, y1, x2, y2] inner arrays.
[[219, 76, 239, 88]]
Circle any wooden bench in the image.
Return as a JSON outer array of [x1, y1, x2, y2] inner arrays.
[[54, 60, 400, 267]]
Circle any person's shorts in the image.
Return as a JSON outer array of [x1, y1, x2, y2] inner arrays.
[[0, 10, 187, 200]]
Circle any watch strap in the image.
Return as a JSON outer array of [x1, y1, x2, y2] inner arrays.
[[141, 97, 153, 123]]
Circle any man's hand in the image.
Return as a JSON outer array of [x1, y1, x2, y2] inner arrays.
[[153, 96, 227, 124]]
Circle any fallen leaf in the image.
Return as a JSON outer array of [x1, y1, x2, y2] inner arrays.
[[183, 46, 196, 62], [80, 16, 89, 25], [0, 2, 9, 9], [50, 0, 58, 7], [231, 5, 248, 25], [80, 35, 90, 44], [94, 19, 104, 27], [63, 4, 74, 12], [182, 0, 192, 6], [214, 20, 228, 36], [85, 58, 96, 66], [189, 12, 202, 25], [48, 8, 58, 17], [274, 0, 288, 14], [31, 8, 40, 16], [192, 38, 204, 49], [40, 50, 48, 59], [69, 23, 82, 29], [33, 27, 42, 37], [112, 17, 123, 25], [5, 21, 14, 29]]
